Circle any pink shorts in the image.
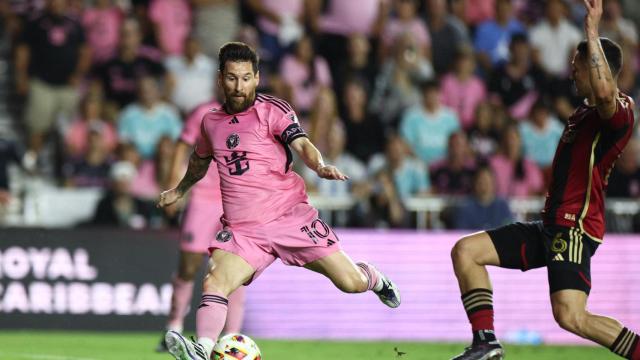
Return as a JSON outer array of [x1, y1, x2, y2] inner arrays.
[[209, 202, 342, 284], [180, 196, 224, 254]]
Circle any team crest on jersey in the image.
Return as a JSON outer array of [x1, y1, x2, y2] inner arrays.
[[226, 133, 240, 149], [215, 229, 233, 243]]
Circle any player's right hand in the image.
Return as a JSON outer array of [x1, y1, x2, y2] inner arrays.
[[157, 188, 182, 208]]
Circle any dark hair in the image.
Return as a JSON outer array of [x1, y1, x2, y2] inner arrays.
[[218, 42, 259, 74], [419, 79, 440, 93], [576, 37, 623, 77]]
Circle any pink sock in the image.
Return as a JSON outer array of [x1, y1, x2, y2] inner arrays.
[[196, 292, 228, 341], [166, 276, 194, 331], [223, 287, 246, 334], [356, 262, 381, 291]]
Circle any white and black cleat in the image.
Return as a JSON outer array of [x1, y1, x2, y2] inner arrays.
[[450, 341, 505, 360], [375, 274, 401, 308], [164, 331, 208, 360]]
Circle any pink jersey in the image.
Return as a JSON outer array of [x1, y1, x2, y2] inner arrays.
[[181, 100, 223, 200], [195, 94, 308, 226]]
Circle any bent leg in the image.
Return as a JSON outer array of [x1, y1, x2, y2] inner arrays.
[[451, 231, 501, 293], [166, 251, 205, 332], [304, 250, 369, 293], [223, 286, 247, 334], [195, 250, 255, 355], [551, 290, 640, 359]]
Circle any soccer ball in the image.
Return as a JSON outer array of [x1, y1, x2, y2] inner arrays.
[[212, 333, 262, 360]]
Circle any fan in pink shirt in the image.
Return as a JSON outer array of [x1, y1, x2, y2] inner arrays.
[[82, 0, 122, 64], [158, 42, 401, 360], [148, 0, 192, 55], [155, 99, 245, 352]]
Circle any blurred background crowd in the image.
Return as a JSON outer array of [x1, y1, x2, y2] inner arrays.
[[0, 0, 639, 231]]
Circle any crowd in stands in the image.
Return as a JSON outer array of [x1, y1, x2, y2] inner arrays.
[[0, 0, 639, 230]]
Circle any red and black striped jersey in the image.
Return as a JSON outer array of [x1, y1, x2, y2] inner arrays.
[[542, 93, 635, 242]]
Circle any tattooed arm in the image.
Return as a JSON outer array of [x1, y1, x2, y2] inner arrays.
[[157, 152, 211, 207], [583, 0, 618, 119]]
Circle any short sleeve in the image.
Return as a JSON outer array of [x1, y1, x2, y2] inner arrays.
[[194, 121, 213, 158], [604, 96, 636, 129], [271, 108, 307, 144]]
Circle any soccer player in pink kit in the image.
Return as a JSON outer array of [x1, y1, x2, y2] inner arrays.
[[155, 99, 246, 352], [158, 42, 401, 360]]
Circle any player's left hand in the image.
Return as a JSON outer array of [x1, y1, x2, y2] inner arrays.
[[583, 0, 602, 31], [317, 165, 349, 181], [157, 188, 182, 208]]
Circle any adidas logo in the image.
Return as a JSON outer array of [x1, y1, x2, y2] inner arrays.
[[553, 253, 564, 261], [229, 117, 239, 124]]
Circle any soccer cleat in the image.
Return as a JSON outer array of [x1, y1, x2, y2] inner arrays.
[[155, 333, 169, 352], [450, 341, 505, 360], [165, 330, 208, 360], [374, 273, 401, 308]]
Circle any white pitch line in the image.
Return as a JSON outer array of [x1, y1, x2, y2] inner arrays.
[[0, 352, 100, 360]]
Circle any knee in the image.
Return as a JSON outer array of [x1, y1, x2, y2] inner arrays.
[[553, 305, 587, 336], [202, 270, 234, 296], [335, 271, 368, 294], [451, 237, 477, 267]]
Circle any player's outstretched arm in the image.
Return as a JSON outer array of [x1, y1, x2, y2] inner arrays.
[[290, 137, 348, 181], [157, 152, 212, 207], [583, 0, 618, 119]]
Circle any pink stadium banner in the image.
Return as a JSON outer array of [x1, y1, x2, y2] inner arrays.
[[243, 230, 640, 345]]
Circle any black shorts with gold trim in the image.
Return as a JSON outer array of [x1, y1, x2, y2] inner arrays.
[[487, 221, 600, 295]]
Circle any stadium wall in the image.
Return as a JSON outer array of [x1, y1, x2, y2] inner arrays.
[[1, 229, 639, 345]]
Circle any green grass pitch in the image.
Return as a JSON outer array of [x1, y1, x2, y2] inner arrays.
[[0, 331, 617, 360]]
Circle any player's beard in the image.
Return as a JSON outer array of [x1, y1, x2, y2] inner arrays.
[[226, 91, 256, 114]]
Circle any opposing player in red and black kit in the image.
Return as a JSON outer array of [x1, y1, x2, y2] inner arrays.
[[449, 1, 639, 359]]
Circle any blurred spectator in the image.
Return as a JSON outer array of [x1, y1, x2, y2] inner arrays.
[[280, 35, 332, 114], [62, 126, 113, 188], [82, 0, 123, 64], [128, 135, 175, 201], [90, 160, 150, 228], [334, 34, 378, 104], [94, 18, 169, 108], [425, 0, 471, 75], [118, 76, 181, 159], [430, 132, 477, 195], [192, 0, 239, 60], [65, 95, 118, 159], [465, 0, 495, 26], [165, 37, 216, 114], [0, 136, 23, 207], [247, 0, 305, 67], [302, 124, 369, 225], [316, 0, 390, 80], [489, 123, 543, 197], [370, 32, 434, 126], [148, 0, 191, 55], [530, 0, 582, 78], [607, 140, 640, 198], [468, 102, 500, 158], [519, 100, 563, 169], [474, 0, 526, 70], [382, 0, 431, 60], [601, 0, 638, 95], [488, 33, 544, 120], [369, 134, 430, 228], [454, 166, 513, 230], [440, 46, 487, 129], [399, 80, 460, 165], [601, 0, 638, 49], [341, 78, 385, 163], [15, 0, 91, 154], [621, 0, 640, 30], [305, 87, 340, 155]]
